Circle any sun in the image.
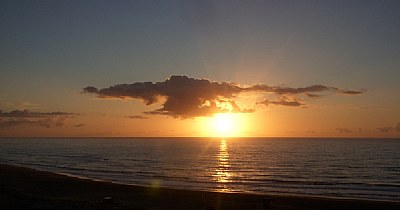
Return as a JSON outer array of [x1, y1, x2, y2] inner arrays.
[[202, 113, 245, 137], [213, 114, 234, 136]]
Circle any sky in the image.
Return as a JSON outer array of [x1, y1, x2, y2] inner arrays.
[[1, 0, 399, 137]]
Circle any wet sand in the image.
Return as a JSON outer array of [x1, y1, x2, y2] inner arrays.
[[1, 163, 399, 210]]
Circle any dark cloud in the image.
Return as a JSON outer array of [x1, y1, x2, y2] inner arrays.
[[84, 75, 245, 118], [83, 75, 364, 118], [73, 123, 86, 127], [127, 115, 149, 120], [0, 109, 77, 128]]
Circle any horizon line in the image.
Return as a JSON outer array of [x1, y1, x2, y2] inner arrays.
[[0, 136, 399, 139]]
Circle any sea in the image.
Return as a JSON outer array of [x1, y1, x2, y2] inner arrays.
[[0, 137, 399, 202]]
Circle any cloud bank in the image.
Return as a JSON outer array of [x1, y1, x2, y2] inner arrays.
[[83, 75, 364, 118], [0, 109, 77, 128]]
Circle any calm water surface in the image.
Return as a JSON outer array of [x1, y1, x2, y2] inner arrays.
[[0, 138, 399, 201]]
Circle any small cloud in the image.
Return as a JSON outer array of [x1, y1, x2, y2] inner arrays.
[[0, 109, 78, 128], [82, 86, 98, 94], [336, 128, 353, 133], [250, 84, 365, 95], [127, 115, 149, 120], [0, 109, 75, 117], [250, 84, 330, 94], [306, 93, 323, 98], [377, 127, 394, 133], [73, 123, 86, 127], [376, 123, 400, 133], [335, 89, 365, 95], [258, 96, 304, 107]]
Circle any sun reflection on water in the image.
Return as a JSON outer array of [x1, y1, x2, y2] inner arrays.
[[213, 139, 232, 192]]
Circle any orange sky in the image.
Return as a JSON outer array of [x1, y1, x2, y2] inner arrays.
[[1, 1, 400, 138]]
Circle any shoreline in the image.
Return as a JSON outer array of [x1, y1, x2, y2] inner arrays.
[[1, 163, 399, 210], [6, 162, 399, 203], [36, 168, 400, 204]]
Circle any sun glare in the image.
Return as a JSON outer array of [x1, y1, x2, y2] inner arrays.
[[203, 113, 245, 137], [213, 114, 233, 135]]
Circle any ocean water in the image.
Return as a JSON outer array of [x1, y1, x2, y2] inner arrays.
[[0, 137, 399, 201]]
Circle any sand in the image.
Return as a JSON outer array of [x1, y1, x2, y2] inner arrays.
[[0, 163, 399, 210]]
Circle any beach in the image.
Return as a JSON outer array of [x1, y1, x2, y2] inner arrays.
[[1, 164, 399, 210]]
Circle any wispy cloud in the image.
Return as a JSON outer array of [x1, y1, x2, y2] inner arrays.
[[73, 123, 86, 127], [376, 127, 393, 133], [306, 93, 323, 98], [0, 109, 78, 128], [336, 128, 363, 133], [376, 123, 400, 133], [336, 128, 354, 133], [258, 96, 305, 107], [249, 84, 364, 95], [83, 75, 364, 118], [127, 115, 149, 120]]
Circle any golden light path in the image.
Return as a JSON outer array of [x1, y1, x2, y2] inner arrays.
[[213, 139, 232, 192], [201, 113, 248, 191]]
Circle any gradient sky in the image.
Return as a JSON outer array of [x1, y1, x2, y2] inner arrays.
[[1, 0, 399, 137]]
